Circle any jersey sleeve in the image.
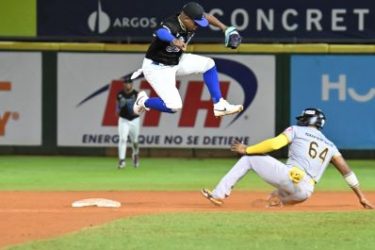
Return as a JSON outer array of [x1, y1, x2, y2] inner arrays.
[[245, 133, 289, 154], [331, 144, 341, 158], [282, 126, 295, 142]]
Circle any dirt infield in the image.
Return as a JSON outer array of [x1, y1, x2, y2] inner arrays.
[[0, 191, 374, 248]]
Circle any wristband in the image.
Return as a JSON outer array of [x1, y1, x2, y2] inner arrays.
[[344, 172, 359, 188]]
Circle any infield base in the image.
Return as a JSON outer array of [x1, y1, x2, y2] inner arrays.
[[71, 198, 121, 208]]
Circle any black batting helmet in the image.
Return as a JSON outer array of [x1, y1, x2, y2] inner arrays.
[[296, 108, 326, 129]]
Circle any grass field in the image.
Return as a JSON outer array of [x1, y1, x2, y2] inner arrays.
[[8, 212, 375, 250], [1, 156, 375, 250], [1, 156, 375, 191]]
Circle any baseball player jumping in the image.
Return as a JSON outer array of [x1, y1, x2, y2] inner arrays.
[[133, 1, 243, 117], [117, 77, 141, 169], [202, 108, 374, 209]]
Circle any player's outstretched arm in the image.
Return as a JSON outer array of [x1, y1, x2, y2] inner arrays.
[[230, 134, 289, 155], [331, 155, 374, 209], [204, 14, 227, 31]]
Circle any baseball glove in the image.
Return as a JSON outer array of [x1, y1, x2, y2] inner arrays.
[[224, 26, 242, 49]]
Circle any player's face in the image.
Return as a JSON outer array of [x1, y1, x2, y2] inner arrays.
[[185, 18, 198, 31], [123, 83, 132, 92], [181, 13, 198, 31]]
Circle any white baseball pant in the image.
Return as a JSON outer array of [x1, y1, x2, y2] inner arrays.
[[142, 53, 215, 111], [118, 117, 140, 160], [212, 155, 315, 204]]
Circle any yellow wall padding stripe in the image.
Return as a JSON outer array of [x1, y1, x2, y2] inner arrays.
[[328, 45, 375, 53], [0, 41, 375, 53]]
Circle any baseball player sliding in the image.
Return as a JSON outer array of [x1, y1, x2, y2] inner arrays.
[[133, 1, 243, 117], [202, 108, 374, 209]]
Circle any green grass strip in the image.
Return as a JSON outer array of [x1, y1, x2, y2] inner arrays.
[[7, 211, 375, 250], [0, 156, 374, 191]]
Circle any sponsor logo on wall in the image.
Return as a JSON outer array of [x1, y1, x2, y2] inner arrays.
[[87, 0, 158, 34], [0, 82, 19, 136], [57, 53, 275, 148], [322, 74, 375, 102], [291, 55, 375, 149], [38, 0, 375, 42], [0, 52, 42, 145]]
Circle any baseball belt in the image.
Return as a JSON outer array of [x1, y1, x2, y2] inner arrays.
[[288, 166, 316, 186]]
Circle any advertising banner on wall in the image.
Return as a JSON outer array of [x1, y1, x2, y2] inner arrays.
[[291, 55, 375, 149], [0, 52, 42, 145], [38, 0, 375, 42], [57, 53, 275, 148]]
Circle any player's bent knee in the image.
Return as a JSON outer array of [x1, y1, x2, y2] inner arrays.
[[203, 58, 215, 72]]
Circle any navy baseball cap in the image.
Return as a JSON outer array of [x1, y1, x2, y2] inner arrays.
[[182, 2, 208, 27]]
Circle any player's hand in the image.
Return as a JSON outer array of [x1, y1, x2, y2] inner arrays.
[[230, 139, 247, 155], [172, 39, 187, 51], [225, 26, 241, 49], [359, 198, 374, 209]]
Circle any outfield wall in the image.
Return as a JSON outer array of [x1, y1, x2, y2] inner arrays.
[[0, 42, 374, 158], [3, 0, 375, 43]]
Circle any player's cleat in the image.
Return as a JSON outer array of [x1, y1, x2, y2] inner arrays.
[[213, 98, 243, 117], [118, 160, 126, 169], [133, 91, 150, 115], [132, 153, 139, 168], [201, 188, 223, 206]]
